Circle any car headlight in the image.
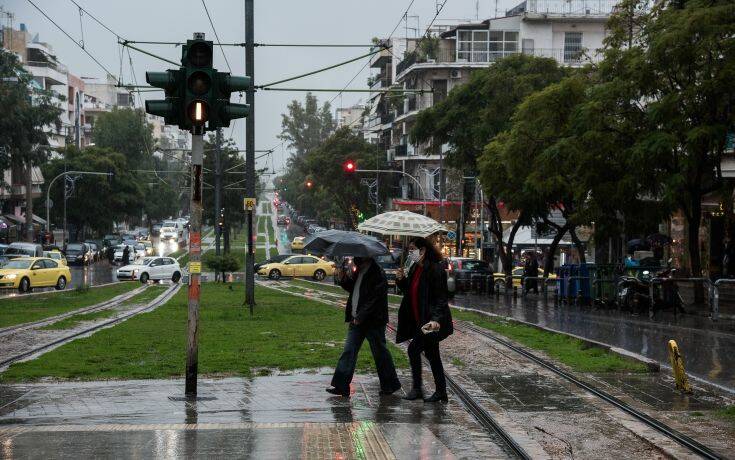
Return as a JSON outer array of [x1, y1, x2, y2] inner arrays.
[[6, 274, 17, 280]]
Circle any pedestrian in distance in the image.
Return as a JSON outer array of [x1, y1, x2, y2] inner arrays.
[[395, 237, 453, 403], [122, 245, 130, 266], [523, 252, 539, 294], [326, 256, 402, 398]]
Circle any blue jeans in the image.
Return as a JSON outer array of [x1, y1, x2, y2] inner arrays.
[[331, 324, 401, 393]]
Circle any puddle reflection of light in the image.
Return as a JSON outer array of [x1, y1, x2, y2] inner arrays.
[[154, 429, 180, 458]]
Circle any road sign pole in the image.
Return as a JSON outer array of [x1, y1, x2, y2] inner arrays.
[[185, 132, 204, 396], [245, 0, 255, 315]]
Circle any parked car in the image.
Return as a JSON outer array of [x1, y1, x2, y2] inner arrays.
[[0, 257, 71, 292], [65, 243, 93, 265], [5, 242, 44, 259], [492, 266, 555, 291], [375, 253, 400, 290], [447, 257, 494, 293], [116, 256, 182, 283], [291, 236, 305, 251], [44, 250, 68, 266], [258, 254, 334, 281]]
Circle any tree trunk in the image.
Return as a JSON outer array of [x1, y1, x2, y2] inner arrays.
[[25, 161, 34, 243], [569, 226, 587, 264], [503, 218, 523, 288], [543, 224, 569, 277], [486, 198, 506, 272], [686, 204, 702, 277]]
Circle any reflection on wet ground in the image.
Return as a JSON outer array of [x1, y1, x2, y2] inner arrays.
[[452, 292, 735, 391], [469, 372, 591, 412], [0, 374, 510, 458]]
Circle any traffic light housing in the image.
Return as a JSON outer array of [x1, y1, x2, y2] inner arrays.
[[144, 34, 252, 132]]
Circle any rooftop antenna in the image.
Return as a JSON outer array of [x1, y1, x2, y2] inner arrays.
[[476, 0, 480, 20], [495, 0, 499, 18]]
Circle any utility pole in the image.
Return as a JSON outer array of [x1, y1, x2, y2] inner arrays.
[[245, 0, 256, 314], [186, 131, 204, 396], [214, 129, 222, 258]]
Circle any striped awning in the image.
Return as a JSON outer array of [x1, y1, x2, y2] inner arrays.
[[358, 210, 447, 237]]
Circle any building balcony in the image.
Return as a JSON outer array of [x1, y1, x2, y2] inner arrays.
[[25, 61, 68, 87], [369, 44, 393, 68], [523, 47, 602, 65], [511, 0, 617, 18]]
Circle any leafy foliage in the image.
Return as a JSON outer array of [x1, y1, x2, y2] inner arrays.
[[91, 108, 154, 165]]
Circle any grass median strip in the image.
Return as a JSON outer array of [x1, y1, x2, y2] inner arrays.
[[0, 284, 408, 382], [119, 285, 168, 307], [451, 309, 650, 373], [0, 283, 139, 329], [291, 279, 402, 302]]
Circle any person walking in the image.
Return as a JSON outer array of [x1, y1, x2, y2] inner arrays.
[[122, 245, 130, 266], [395, 237, 453, 403], [523, 252, 539, 294], [326, 256, 402, 398]]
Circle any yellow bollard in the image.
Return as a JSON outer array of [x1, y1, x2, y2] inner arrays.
[[667, 340, 692, 393]]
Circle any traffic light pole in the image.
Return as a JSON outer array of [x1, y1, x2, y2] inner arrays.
[[214, 129, 222, 259], [245, 0, 255, 314], [186, 132, 204, 396]]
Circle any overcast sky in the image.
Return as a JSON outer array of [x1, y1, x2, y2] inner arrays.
[[5, 0, 518, 172]]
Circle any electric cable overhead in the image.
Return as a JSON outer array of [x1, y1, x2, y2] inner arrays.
[[201, 0, 232, 72], [67, 0, 122, 39], [25, 0, 115, 78]]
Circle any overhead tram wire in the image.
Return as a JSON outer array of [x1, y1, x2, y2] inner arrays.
[[200, 0, 232, 72], [25, 0, 116, 78]]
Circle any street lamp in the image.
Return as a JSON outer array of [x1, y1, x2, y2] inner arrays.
[[45, 170, 113, 237], [354, 169, 427, 216]]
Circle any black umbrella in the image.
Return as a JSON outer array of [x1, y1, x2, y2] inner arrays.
[[303, 230, 389, 258], [627, 238, 650, 251]]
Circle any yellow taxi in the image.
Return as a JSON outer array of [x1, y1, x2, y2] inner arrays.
[[44, 250, 68, 266], [258, 254, 334, 281], [493, 267, 556, 290], [291, 236, 305, 251], [0, 257, 72, 293]]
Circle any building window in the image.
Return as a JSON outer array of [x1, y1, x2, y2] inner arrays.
[[457, 30, 492, 62], [564, 32, 583, 62], [489, 31, 518, 61]]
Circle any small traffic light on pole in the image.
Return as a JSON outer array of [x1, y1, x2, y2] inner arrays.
[[343, 159, 356, 173]]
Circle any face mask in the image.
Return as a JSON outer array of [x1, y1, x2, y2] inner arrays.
[[408, 249, 421, 263]]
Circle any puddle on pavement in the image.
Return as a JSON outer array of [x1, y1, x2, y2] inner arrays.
[[469, 372, 591, 412]]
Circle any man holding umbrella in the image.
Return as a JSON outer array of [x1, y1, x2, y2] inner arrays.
[[309, 232, 401, 398]]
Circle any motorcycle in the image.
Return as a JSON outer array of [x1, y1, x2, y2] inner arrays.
[[616, 263, 685, 317]]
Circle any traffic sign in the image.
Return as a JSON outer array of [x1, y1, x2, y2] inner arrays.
[[447, 231, 457, 240], [189, 261, 201, 274], [243, 197, 256, 210]]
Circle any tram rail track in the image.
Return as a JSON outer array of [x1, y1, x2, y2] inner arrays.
[[0, 285, 148, 339], [260, 280, 532, 459], [0, 283, 181, 370], [269, 278, 725, 460]]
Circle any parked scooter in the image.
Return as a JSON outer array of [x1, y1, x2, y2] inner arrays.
[[616, 261, 684, 317]]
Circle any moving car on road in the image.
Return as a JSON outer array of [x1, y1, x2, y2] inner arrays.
[[0, 257, 71, 293], [113, 244, 135, 263], [291, 236, 305, 252], [65, 243, 93, 266], [116, 256, 182, 283], [447, 257, 493, 293], [258, 254, 334, 281], [254, 254, 290, 272], [44, 250, 67, 266], [5, 242, 44, 259]]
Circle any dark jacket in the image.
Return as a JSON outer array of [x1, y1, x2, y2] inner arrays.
[[338, 260, 389, 328], [395, 260, 453, 343]]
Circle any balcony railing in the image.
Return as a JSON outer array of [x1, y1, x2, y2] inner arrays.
[[523, 47, 602, 65], [26, 60, 68, 74], [396, 49, 457, 75], [516, 0, 617, 16]]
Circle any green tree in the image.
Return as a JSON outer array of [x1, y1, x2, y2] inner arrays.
[[203, 134, 251, 231], [0, 49, 62, 241], [278, 92, 334, 158], [42, 147, 145, 239], [597, 0, 735, 275], [300, 127, 378, 228], [92, 107, 154, 166]]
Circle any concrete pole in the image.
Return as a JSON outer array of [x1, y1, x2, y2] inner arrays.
[[245, 0, 256, 314], [185, 130, 204, 396], [25, 160, 33, 242]]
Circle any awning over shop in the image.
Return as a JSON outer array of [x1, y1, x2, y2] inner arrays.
[[503, 226, 574, 247], [3, 214, 24, 225], [392, 200, 464, 207]]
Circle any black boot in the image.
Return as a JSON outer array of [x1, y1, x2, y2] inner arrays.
[[402, 388, 423, 400], [326, 387, 350, 397], [424, 391, 448, 403]]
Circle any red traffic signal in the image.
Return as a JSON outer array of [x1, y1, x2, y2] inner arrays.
[[343, 160, 356, 173], [305, 180, 313, 189]]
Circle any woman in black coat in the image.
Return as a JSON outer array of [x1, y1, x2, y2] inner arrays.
[[395, 237, 453, 403]]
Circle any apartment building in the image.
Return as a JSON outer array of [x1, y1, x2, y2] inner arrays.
[[373, 0, 614, 218]]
